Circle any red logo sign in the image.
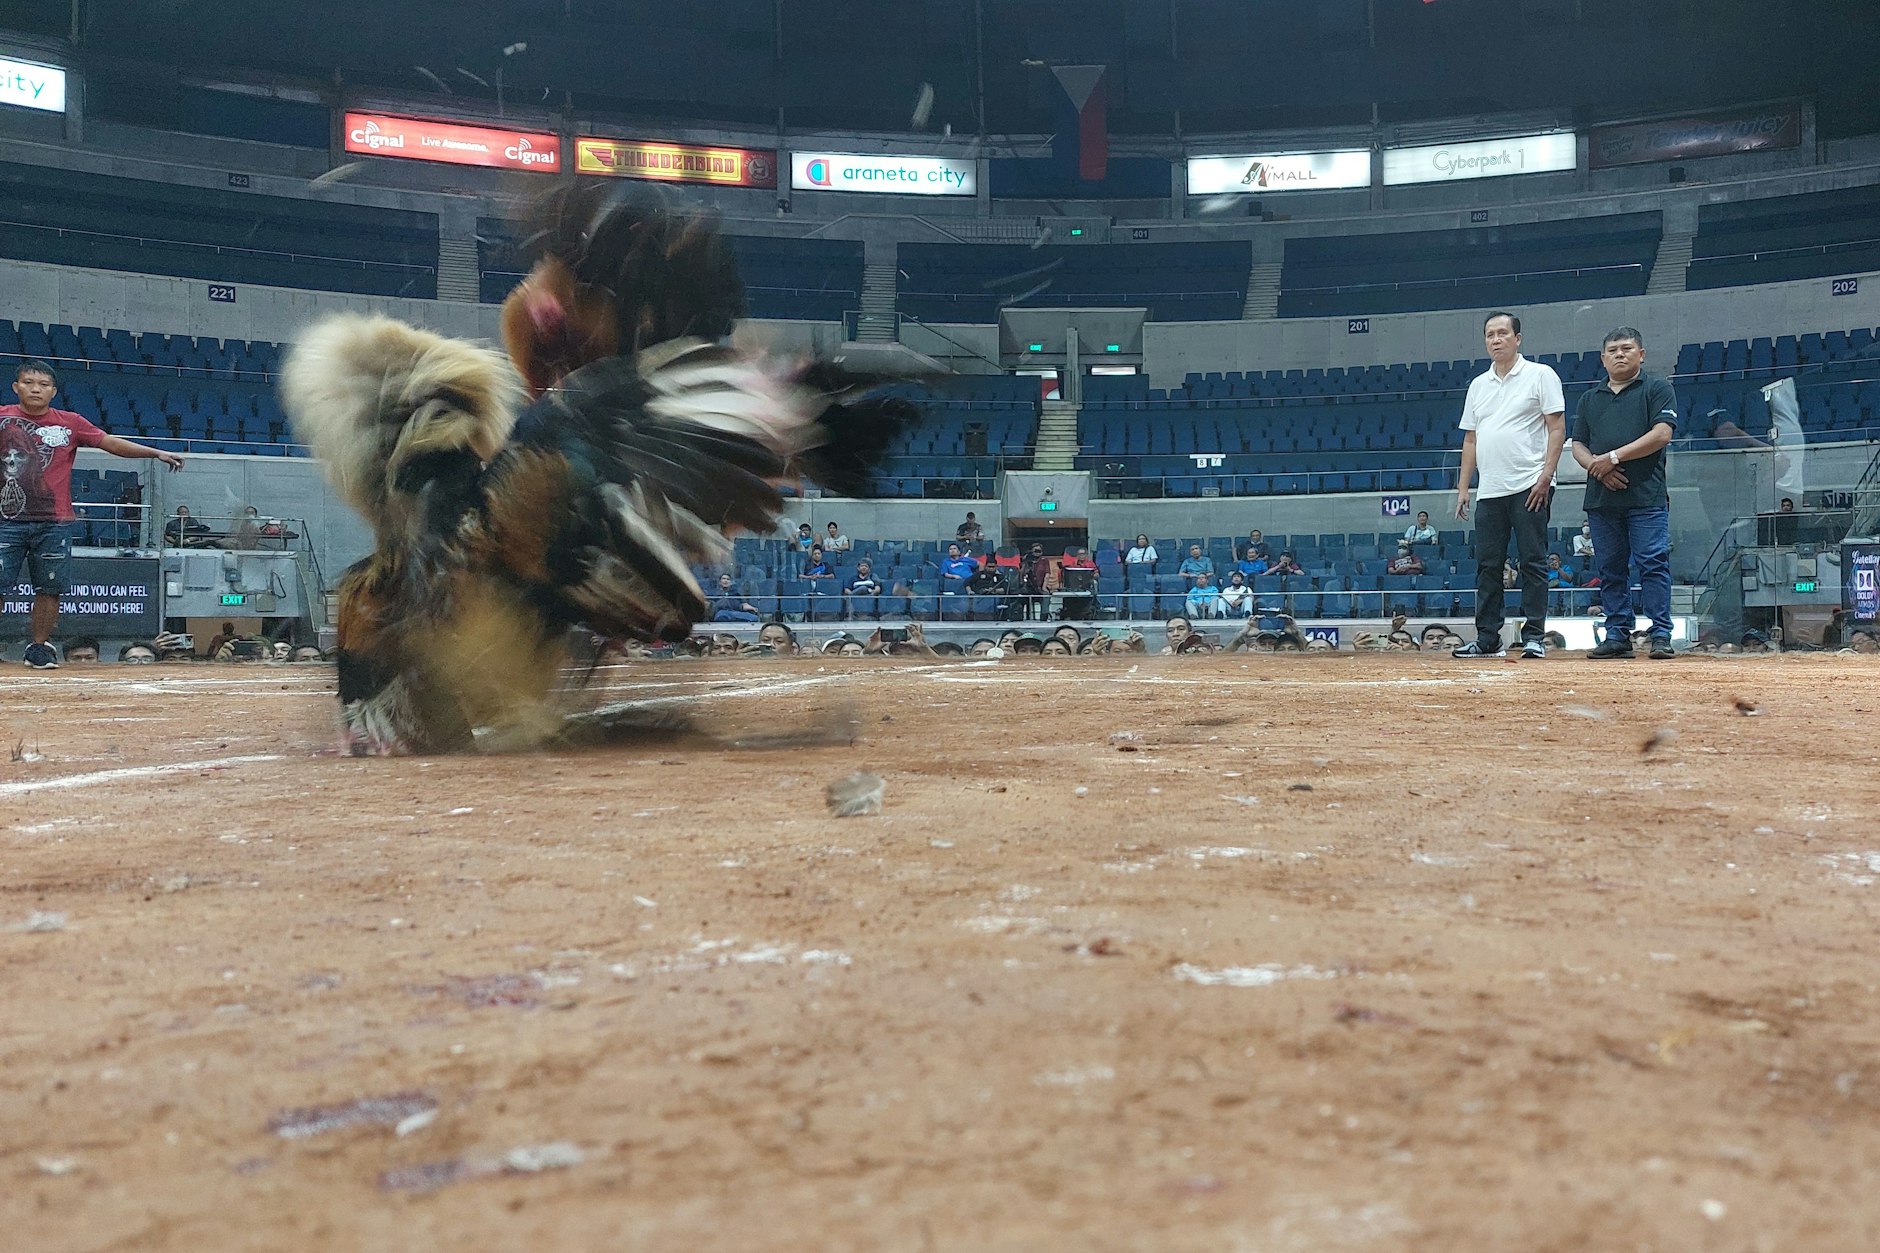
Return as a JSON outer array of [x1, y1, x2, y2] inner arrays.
[[342, 112, 560, 172]]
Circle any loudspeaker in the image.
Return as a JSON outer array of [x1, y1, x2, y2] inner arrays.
[[1245, 199, 1264, 217], [1668, 166, 1687, 183]]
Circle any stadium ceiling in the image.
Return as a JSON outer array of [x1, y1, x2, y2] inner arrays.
[[9, 0, 1880, 138]]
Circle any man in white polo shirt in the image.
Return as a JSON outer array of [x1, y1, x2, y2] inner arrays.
[[1452, 311, 1565, 659]]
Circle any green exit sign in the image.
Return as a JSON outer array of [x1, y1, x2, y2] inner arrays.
[[1039, 500, 1057, 512], [1793, 579, 1818, 593], [1027, 342, 1044, 352], [1104, 343, 1120, 352], [220, 593, 246, 606], [1068, 228, 1083, 236]]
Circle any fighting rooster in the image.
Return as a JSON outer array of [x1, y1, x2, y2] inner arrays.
[[282, 191, 918, 755]]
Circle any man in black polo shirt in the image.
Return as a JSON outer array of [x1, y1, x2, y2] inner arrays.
[[1570, 327, 1677, 659]]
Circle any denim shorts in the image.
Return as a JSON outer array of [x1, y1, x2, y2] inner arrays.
[[0, 520, 72, 596]]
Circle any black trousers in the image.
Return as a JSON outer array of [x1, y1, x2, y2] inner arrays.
[[1472, 487, 1551, 647]]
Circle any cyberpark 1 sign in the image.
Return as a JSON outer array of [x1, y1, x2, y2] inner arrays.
[[1382, 132, 1576, 185], [1589, 104, 1803, 169], [0, 54, 66, 113], [342, 112, 560, 172], [791, 152, 975, 196], [1185, 151, 1370, 195], [575, 138, 776, 187]]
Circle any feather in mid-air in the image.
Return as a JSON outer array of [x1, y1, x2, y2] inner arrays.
[[282, 187, 926, 755]]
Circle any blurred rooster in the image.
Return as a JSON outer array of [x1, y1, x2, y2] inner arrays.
[[283, 188, 920, 755]]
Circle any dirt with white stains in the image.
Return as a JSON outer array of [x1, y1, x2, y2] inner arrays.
[[3, 653, 1879, 1252]]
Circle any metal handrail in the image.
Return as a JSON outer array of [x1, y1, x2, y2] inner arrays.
[[1290, 262, 1644, 297], [0, 217, 435, 277]]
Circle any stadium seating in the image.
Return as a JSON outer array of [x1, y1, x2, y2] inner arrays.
[[2, 315, 1871, 484], [477, 220, 864, 321], [1277, 214, 1662, 318], [0, 162, 438, 299], [897, 241, 1251, 323], [1687, 185, 1880, 290]]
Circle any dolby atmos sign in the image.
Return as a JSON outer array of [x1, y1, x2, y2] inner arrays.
[[1382, 132, 1577, 185], [791, 152, 976, 196], [1186, 151, 1371, 195]]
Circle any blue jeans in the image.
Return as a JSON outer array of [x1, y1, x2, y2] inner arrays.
[[0, 521, 73, 595], [1586, 505, 1671, 641]]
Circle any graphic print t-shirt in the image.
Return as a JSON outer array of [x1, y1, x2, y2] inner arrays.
[[0, 406, 106, 522]]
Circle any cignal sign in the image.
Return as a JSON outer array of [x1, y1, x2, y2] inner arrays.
[[0, 55, 66, 113], [342, 112, 560, 172], [791, 152, 975, 196], [1186, 150, 1370, 195], [1382, 132, 1576, 185]]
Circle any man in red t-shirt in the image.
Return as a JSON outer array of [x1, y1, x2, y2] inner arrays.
[[2, 360, 184, 668]]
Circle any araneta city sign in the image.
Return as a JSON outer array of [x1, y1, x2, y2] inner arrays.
[[791, 151, 976, 196], [0, 55, 66, 113]]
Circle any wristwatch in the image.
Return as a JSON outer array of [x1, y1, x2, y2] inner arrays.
[[1605, 450, 1621, 469]]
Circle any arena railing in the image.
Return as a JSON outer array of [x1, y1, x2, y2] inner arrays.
[[1286, 261, 1645, 297], [0, 219, 436, 289]]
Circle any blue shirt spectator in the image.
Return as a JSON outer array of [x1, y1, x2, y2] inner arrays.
[[794, 522, 815, 551], [941, 542, 979, 587], [1546, 554, 1577, 587], [1186, 572, 1223, 618], [802, 544, 833, 579], [1178, 544, 1214, 586]]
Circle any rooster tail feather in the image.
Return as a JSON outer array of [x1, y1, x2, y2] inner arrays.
[[281, 313, 522, 525]]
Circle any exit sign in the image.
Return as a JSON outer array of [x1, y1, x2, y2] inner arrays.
[[1793, 579, 1818, 593], [220, 593, 246, 606], [1039, 500, 1057, 512]]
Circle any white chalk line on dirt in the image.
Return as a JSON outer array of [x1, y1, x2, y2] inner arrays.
[[586, 661, 976, 712], [0, 754, 284, 797]]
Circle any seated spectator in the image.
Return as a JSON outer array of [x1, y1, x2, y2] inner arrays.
[[1041, 636, 1073, 656], [1186, 571, 1223, 619], [968, 637, 999, 656], [1571, 522, 1595, 560], [1178, 543, 1214, 587], [824, 520, 852, 554], [292, 645, 326, 662], [706, 633, 742, 656], [709, 572, 763, 622], [1227, 609, 1307, 652], [1779, 497, 1795, 514], [1546, 553, 1576, 587], [1051, 624, 1083, 652], [223, 505, 264, 550], [1503, 558, 1519, 590], [1161, 615, 1195, 654], [1419, 624, 1454, 650], [1243, 530, 1270, 564], [1402, 511, 1437, 546], [1009, 632, 1046, 655], [794, 522, 816, 551], [1219, 570, 1254, 617], [845, 559, 883, 616], [756, 621, 798, 654], [1234, 547, 1268, 578], [1386, 542, 1426, 576], [956, 511, 985, 546], [941, 542, 979, 592], [63, 635, 101, 663], [119, 641, 159, 663], [1124, 534, 1158, 568], [801, 545, 834, 579], [1059, 546, 1097, 618], [164, 504, 213, 546], [1266, 550, 1303, 577]]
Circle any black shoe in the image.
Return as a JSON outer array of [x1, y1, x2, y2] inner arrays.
[[1452, 640, 1505, 659], [1586, 638, 1634, 659], [1648, 637, 1676, 659]]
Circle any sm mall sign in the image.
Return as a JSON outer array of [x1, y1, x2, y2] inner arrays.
[[791, 151, 976, 196]]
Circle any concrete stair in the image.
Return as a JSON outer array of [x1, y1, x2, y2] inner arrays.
[[436, 234, 481, 303], [1033, 399, 1081, 471], [1646, 231, 1693, 296], [856, 262, 899, 342], [1242, 261, 1283, 319]]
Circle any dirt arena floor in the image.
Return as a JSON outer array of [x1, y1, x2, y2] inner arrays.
[[4, 652, 1880, 1252]]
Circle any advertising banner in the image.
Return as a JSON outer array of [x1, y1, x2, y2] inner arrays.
[[575, 138, 776, 187], [0, 54, 66, 113], [342, 112, 560, 172], [3, 556, 161, 638], [791, 152, 975, 196], [1186, 151, 1370, 195], [1846, 542, 1880, 624], [1589, 105, 1803, 169], [1382, 132, 1576, 185]]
